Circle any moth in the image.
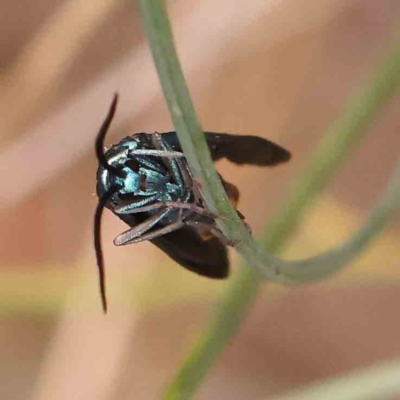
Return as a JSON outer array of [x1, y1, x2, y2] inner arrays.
[[94, 94, 291, 311]]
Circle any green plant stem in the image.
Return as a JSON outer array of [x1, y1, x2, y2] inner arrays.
[[136, 1, 400, 398]]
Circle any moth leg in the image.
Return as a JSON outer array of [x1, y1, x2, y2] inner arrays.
[[151, 133, 185, 188], [114, 201, 166, 215], [152, 133, 195, 219], [112, 193, 161, 214], [153, 133, 207, 209], [129, 149, 185, 159], [162, 202, 216, 218], [115, 220, 186, 245], [113, 208, 172, 246], [115, 201, 216, 218], [152, 133, 198, 204]]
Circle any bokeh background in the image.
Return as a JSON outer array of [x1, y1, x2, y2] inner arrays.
[[1, 1, 399, 399]]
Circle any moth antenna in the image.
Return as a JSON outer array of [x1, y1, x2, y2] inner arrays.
[[94, 187, 118, 313], [95, 93, 120, 175]]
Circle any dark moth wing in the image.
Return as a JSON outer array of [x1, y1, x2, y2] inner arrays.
[[204, 132, 291, 166], [161, 131, 291, 166], [152, 228, 229, 278], [117, 213, 229, 279]]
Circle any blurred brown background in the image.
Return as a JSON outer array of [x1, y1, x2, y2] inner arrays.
[[0, 0, 399, 399]]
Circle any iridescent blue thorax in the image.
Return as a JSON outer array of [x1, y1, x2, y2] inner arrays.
[[96, 134, 188, 218]]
